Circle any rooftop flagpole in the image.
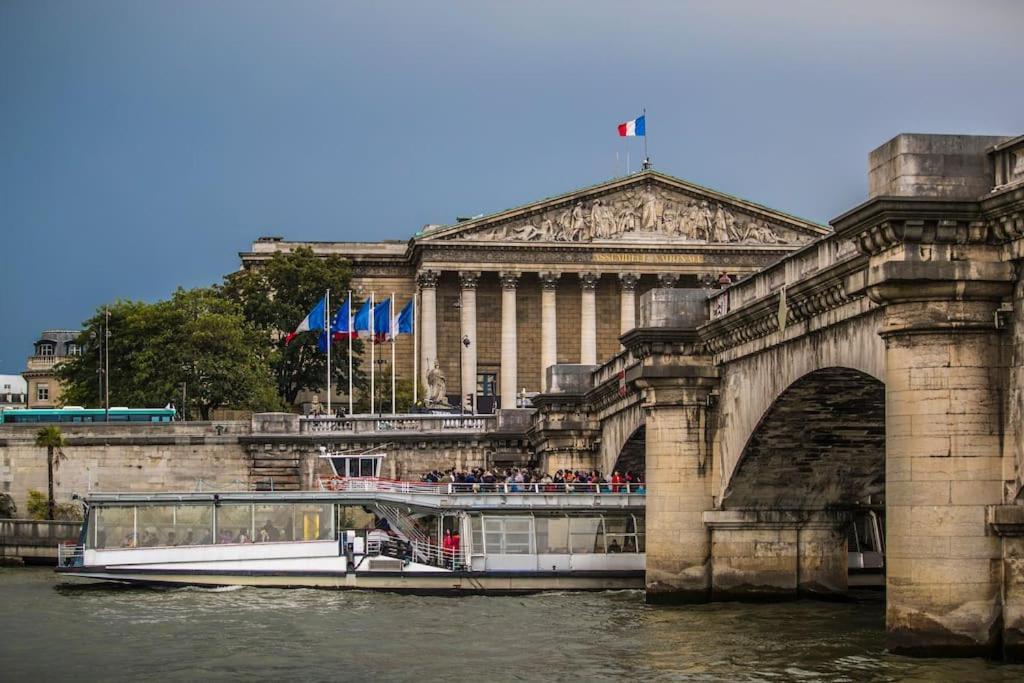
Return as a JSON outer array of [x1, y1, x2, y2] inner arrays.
[[347, 290, 353, 416], [391, 291, 397, 415], [370, 291, 375, 416], [326, 289, 331, 416], [412, 291, 418, 406], [643, 106, 649, 165]]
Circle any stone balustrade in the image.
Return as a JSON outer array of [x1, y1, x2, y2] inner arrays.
[[299, 414, 496, 435]]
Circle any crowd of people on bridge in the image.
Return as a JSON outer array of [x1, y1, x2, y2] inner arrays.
[[419, 467, 645, 493]]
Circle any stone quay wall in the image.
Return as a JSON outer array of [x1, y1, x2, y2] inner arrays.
[[0, 421, 252, 513], [0, 414, 533, 512]]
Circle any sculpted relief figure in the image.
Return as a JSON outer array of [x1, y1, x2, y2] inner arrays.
[[589, 199, 615, 239], [640, 189, 660, 231], [745, 220, 781, 244], [447, 186, 806, 245]]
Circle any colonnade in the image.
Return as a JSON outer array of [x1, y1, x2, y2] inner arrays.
[[416, 269, 645, 409]]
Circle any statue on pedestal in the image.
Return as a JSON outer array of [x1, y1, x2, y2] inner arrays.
[[426, 359, 449, 408]]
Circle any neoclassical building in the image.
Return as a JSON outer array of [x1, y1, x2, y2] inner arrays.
[[240, 169, 829, 411]]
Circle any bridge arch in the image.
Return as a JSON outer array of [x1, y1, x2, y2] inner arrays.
[[715, 308, 886, 502], [598, 401, 644, 475], [721, 366, 885, 510]]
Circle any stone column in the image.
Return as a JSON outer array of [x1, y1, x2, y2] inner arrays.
[[579, 272, 599, 365], [844, 216, 1016, 657], [499, 271, 520, 410], [658, 273, 679, 289], [540, 272, 560, 391], [619, 273, 639, 339], [417, 270, 439, 391], [459, 271, 480, 413]]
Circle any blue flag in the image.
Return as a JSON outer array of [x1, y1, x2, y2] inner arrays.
[[373, 298, 392, 342], [331, 294, 354, 340], [353, 297, 372, 333], [397, 298, 413, 335]]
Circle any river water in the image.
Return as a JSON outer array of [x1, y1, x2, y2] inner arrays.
[[2, 568, 1021, 682]]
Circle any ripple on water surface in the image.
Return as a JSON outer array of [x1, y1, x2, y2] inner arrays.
[[1, 568, 1022, 682]]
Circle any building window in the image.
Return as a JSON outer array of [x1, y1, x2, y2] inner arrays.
[[37, 343, 55, 357], [36, 383, 50, 401], [67, 343, 81, 356], [477, 372, 497, 397]]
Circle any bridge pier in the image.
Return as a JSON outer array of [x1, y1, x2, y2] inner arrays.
[[836, 186, 1018, 655], [881, 302, 1010, 657], [703, 510, 850, 600], [641, 376, 717, 603]]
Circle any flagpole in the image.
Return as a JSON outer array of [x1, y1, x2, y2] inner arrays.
[[412, 291, 418, 406], [642, 106, 649, 164], [370, 291, 375, 416], [347, 290, 353, 416], [391, 292, 396, 415], [326, 289, 331, 416]]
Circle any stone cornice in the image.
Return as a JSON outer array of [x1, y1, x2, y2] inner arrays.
[[620, 328, 704, 359], [699, 252, 868, 354]]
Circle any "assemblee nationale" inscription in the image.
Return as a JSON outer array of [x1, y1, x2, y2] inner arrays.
[[592, 252, 704, 264]]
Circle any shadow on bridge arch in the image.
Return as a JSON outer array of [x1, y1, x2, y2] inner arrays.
[[610, 425, 645, 476], [721, 366, 885, 510]]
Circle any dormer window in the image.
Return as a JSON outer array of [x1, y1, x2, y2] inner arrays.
[[37, 342, 55, 357], [67, 343, 81, 356]]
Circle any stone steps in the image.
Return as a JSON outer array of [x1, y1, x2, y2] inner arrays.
[[248, 452, 302, 491]]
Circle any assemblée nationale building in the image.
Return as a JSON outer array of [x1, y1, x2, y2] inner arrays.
[[240, 169, 829, 411]]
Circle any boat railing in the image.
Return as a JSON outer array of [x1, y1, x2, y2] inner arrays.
[[410, 539, 467, 571], [318, 477, 646, 496], [57, 543, 84, 568]]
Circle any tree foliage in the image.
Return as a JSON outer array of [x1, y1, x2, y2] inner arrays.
[[222, 246, 365, 406], [58, 289, 283, 419]]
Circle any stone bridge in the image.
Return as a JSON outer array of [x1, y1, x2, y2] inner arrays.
[[530, 133, 1024, 659]]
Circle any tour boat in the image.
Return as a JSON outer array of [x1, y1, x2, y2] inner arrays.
[[57, 459, 647, 592]]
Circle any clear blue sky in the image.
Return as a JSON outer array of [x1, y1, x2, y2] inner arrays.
[[2, 0, 1022, 373]]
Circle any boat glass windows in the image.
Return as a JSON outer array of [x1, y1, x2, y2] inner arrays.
[[570, 517, 604, 554], [483, 516, 534, 554], [91, 506, 136, 549], [534, 516, 570, 554], [604, 515, 644, 553], [136, 505, 213, 547], [217, 504, 254, 544], [328, 455, 383, 478]]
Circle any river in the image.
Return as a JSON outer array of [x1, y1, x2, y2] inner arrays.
[[1, 567, 1021, 681]]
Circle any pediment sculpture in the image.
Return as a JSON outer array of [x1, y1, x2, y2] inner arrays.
[[452, 186, 810, 245]]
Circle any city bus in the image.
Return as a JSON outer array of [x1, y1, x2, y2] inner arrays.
[[0, 407, 176, 424]]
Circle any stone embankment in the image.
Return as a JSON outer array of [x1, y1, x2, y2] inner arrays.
[[0, 412, 533, 513]]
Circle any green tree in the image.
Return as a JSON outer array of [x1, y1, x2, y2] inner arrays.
[[222, 246, 365, 407], [58, 289, 283, 419], [34, 426, 66, 520]]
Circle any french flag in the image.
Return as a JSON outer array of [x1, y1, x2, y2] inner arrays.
[[617, 115, 645, 137]]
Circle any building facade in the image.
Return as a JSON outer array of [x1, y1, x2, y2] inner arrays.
[[0, 375, 27, 411], [23, 329, 81, 408], [241, 170, 829, 412]]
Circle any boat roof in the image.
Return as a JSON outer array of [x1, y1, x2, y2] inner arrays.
[[84, 490, 646, 513]]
